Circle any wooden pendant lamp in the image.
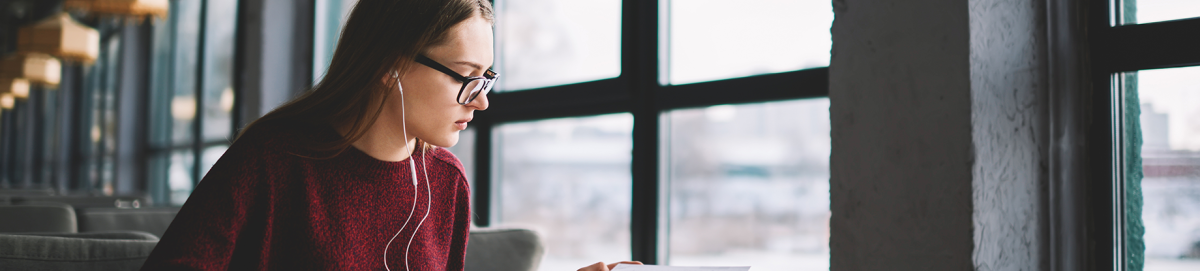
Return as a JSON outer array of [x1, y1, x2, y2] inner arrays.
[[0, 92, 15, 109], [0, 78, 30, 100], [1, 53, 62, 87], [64, 0, 169, 18], [17, 12, 100, 64]]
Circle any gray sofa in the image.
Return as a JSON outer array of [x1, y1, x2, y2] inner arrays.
[[0, 232, 159, 271], [0, 194, 545, 271], [0, 227, 544, 271]]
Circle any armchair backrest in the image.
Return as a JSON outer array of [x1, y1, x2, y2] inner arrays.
[[0, 202, 77, 233], [466, 227, 545, 271]]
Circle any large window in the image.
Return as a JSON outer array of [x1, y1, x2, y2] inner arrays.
[[147, 0, 239, 205], [2, 2, 832, 269], [477, 0, 832, 269], [1092, 0, 1200, 270]]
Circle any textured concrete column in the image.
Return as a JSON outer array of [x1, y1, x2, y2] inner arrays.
[[830, 0, 1045, 270]]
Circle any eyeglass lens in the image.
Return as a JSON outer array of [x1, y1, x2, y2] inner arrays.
[[459, 79, 491, 104]]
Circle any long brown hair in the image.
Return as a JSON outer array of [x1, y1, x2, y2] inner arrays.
[[238, 0, 494, 156]]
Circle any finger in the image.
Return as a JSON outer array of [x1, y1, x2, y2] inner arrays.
[[579, 261, 608, 271], [607, 261, 643, 269]]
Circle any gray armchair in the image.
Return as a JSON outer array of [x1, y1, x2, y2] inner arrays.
[[0, 202, 77, 233], [76, 207, 180, 238], [0, 231, 159, 271], [465, 227, 545, 271]]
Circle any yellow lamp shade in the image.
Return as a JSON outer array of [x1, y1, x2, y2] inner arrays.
[[0, 78, 30, 99], [17, 13, 100, 64], [0, 93, 15, 109], [1, 53, 62, 86], [64, 0, 169, 18]]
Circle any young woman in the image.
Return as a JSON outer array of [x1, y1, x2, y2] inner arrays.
[[141, 0, 638, 270]]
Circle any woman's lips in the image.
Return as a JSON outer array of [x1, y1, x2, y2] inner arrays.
[[455, 117, 472, 130]]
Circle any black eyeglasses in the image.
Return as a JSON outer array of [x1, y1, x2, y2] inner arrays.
[[415, 54, 498, 105]]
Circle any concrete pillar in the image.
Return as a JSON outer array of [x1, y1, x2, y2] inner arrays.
[[830, 0, 1046, 269]]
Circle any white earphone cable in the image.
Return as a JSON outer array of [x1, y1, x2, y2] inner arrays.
[[404, 145, 432, 271], [384, 74, 422, 271]]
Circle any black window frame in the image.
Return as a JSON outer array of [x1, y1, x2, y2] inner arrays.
[[1085, 0, 1200, 270], [471, 0, 829, 264]]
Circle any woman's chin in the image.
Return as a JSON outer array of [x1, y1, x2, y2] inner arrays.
[[426, 133, 459, 148]]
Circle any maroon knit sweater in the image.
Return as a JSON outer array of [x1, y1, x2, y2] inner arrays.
[[141, 122, 471, 271]]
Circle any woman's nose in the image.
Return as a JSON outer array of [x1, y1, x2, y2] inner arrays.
[[467, 93, 488, 110]]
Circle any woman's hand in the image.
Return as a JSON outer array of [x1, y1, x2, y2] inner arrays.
[[577, 261, 643, 271]]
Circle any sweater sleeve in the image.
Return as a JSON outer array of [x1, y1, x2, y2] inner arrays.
[[444, 169, 472, 271], [140, 139, 271, 271]]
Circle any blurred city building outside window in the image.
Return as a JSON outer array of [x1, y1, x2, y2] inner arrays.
[[665, 98, 830, 271], [1130, 66, 1200, 270]]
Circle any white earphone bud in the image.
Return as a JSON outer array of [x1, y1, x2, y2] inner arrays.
[[392, 71, 403, 93]]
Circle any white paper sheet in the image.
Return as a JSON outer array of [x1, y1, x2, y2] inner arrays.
[[610, 264, 751, 271]]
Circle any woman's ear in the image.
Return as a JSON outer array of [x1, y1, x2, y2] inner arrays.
[[381, 70, 399, 83], [382, 71, 403, 92]]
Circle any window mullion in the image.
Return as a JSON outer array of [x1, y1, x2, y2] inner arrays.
[[472, 121, 493, 227], [1096, 18, 1200, 72], [191, 0, 209, 186], [657, 68, 829, 111], [625, 0, 662, 264]]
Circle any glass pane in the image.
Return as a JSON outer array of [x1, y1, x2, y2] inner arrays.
[[1130, 66, 1200, 270], [202, 0, 238, 142], [666, 99, 830, 271], [494, 114, 633, 270], [147, 4, 180, 205], [6, 98, 30, 188], [665, 0, 831, 85], [168, 149, 195, 206], [445, 128, 476, 216], [495, 0, 621, 91], [0, 108, 14, 188], [76, 48, 100, 192], [40, 85, 60, 189], [171, 0, 201, 146], [1123, 0, 1200, 25], [445, 128, 476, 189], [98, 34, 121, 195], [199, 145, 228, 182], [313, 0, 359, 83]]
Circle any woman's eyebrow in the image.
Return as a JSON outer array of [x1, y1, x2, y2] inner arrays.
[[453, 61, 486, 72]]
